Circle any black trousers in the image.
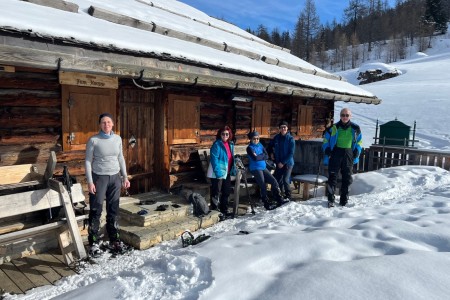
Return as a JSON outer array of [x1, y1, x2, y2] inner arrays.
[[251, 168, 282, 202], [211, 174, 231, 214], [88, 172, 122, 245], [327, 148, 353, 200]]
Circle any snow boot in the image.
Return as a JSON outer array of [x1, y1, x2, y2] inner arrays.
[[340, 194, 349, 206], [328, 193, 335, 208], [88, 242, 102, 258]]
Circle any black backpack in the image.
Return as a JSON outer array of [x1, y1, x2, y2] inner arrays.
[[189, 193, 210, 217]]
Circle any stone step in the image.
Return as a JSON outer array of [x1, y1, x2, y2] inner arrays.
[[118, 211, 221, 250]]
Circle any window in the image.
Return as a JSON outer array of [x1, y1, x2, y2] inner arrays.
[[252, 101, 271, 138], [297, 105, 313, 135], [168, 95, 200, 144]]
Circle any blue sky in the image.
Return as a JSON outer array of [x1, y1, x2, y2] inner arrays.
[[179, 0, 395, 32]]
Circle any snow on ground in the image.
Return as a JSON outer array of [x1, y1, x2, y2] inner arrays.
[[5, 165, 450, 300]]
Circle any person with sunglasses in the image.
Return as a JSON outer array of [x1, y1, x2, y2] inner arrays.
[[208, 126, 237, 216], [246, 131, 282, 210], [322, 108, 363, 208], [269, 121, 295, 203]]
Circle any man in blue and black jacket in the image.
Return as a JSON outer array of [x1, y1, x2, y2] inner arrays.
[[322, 108, 362, 208], [270, 121, 295, 202]]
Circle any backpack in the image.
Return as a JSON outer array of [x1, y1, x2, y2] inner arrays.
[[189, 193, 210, 217]]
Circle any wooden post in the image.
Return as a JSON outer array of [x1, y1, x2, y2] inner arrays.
[[47, 179, 87, 264], [233, 170, 242, 216]]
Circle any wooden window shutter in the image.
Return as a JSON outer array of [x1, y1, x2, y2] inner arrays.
[[297, 105, 313, 135], [168, 95, 200, 145], [62, 85, 116, 151], [252, 101, 271, 138]]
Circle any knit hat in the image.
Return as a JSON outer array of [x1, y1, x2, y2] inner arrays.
[[279, 121, 289, 128], [98, 112, 114, 123], [247, 130, 260, 140]]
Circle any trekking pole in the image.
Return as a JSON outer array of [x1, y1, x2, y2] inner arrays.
[[313, 153, 324, 198], [241, 169, 255, 214]]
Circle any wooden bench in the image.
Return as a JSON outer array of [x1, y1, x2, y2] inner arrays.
[[292, 174, 328, 200], [0, 152, 87, 266]]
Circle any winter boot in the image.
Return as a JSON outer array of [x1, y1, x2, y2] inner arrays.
[[88, 242, 102, 258], [262, 196, 277, 210], [339, 194, 349, 206], [327, 193, 335, 208], [110, 240, 131, 255]]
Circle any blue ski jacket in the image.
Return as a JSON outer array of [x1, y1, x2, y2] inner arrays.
[[210, 139, 236, 179], [246, 142, 268, 171], [322, 121, 363, 165], [271, 132, 295, 167]]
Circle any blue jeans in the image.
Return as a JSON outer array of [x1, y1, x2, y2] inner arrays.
[[274, 164, 293, 198]]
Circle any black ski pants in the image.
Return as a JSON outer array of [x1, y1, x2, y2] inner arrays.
[[251, 168, 282, 202], [88, 172, 122, 245], [211, 174, 231, 214], [327, 147, 354, 200]]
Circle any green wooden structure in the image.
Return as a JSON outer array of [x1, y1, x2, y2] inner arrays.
[[379, 120, 411, 146]]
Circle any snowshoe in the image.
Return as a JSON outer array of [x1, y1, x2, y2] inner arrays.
[[88, 243, 103, 258], [219, 212, 235, 221], [327, 201, 335, 208], [181, 230, 211, 247]]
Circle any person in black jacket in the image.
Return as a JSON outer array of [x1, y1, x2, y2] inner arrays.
[[270, 121, 295, 202]]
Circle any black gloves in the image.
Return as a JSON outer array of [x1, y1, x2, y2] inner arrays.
[[324, 147, 332, 156], [353, 148, 359, 158]]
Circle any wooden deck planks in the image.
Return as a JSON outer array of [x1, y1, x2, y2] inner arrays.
[[0, 268, 22, 295], [12, 258, 52, 288], [0, 251, 79, 295], [0, 261, 35, 293]]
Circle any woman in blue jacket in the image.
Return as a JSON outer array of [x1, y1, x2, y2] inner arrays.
[[246, 131, 282, 210], [208, 126, 236, 215]]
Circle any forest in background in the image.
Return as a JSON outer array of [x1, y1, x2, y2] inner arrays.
[[245, 0, 449, 71]]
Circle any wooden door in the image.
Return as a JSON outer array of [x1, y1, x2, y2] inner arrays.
[[62, 86, 116, 151], [121, 89, 156, 194]]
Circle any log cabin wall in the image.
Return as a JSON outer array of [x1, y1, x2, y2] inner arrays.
[[165, 86, 334, 190], [0, 67, 64, 170]]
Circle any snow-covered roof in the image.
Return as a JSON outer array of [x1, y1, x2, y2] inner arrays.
[[0, 0, 380, 104]]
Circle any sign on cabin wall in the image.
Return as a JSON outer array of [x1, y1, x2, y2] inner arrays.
[[59, 71, 118, 89], [0, 65, 15, 72]]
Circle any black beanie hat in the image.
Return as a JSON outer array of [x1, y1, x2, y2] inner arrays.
[[99, 112, 114, 123], [279, 121, 289, 128], [247, 130, 260, 140]]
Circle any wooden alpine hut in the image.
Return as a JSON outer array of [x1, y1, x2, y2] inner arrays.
[[0, 0, 381, 195]]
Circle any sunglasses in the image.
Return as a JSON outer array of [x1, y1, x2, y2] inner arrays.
[[340, 114, 350, 117], [221, 132, 229, 136], [279, 126, 288, 129], [252, 137, 260, 140]]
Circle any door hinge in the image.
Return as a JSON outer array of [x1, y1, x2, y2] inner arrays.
[[68, 96, 74, 108]]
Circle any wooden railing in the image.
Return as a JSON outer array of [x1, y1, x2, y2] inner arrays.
[[358, 145, 450, 172], [292, 141, 450, 175]]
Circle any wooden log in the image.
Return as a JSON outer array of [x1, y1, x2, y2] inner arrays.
[[0, 183, 85, 219], [0, 133, 60, 145], [20, 0, 79, 13], [0, 114, 60, 129], [0, 73, 59, 90]]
